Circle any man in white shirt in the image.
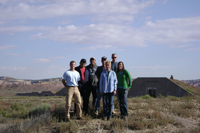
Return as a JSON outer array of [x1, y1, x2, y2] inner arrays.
[[62, 61, 84, 121]]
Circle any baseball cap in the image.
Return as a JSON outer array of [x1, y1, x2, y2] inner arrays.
[[80, 58, 86, 63]]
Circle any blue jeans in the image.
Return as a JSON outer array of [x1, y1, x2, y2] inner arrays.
[[95, 88, 102, 111], [95, 89, 114, 111], [117, 88, 128, 116], [103, 93, 114, 118]]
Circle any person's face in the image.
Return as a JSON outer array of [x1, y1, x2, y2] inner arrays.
[[118, 62, 123, 70], [106, 63, 111, 71], [112, 54, 117, 62], [70, 62, 76, 70], [90, 59, 96, 66], [80, 62, 86, 68], [102, 59, 107, 66]]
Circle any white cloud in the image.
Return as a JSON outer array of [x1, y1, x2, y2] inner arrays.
[[0, 26, 53, 33], [72, 45, 113, 51], [33, 58, 51, 63], [0, 65, 66, 79], [33, 57, 65, 63], [0, 0, 155, 21], [0, 45, 17, 50], [141, 16, 200, 44], [32, 23, 147, 47], [6, 53, 30, 56], [169, 44, 193, 49], [129, 66, 172, 70]]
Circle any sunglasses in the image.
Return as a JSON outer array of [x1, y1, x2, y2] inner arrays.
[[112, 57, 117, 58]]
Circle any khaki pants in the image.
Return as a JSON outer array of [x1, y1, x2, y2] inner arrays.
[[65, 86, 82, 118]]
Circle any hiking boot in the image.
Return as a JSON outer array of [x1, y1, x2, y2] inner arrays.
[[112, 110, 116, 114], [95, 110, 99, 116], [107, 117, 112, 121], [103, 116, 107, 121], [77, 117, 85, 120], [65, 118, 70, 122]]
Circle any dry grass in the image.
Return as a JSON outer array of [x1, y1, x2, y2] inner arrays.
[[0, 86, 200, 133]]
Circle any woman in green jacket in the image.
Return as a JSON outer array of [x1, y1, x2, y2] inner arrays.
[[116, 61, 132, 118]]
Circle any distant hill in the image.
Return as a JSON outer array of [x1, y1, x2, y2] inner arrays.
[[182, 79, 200, 89], [0, 76, 199, 96], [0, 76, 63, 95]]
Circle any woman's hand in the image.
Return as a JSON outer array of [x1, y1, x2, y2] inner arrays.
[[113, 90, 116, 95]]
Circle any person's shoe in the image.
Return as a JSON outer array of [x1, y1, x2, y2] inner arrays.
[[65, 118, 70, 122], [107, 117, 112, 121], [124, 116, 128, 121], [77, 117, 85, 120], [112, 110, 116, 114], [95, 110, 99, 116], [103, 116, 107, 121]]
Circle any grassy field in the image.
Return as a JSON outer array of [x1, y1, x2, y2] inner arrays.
[[0, 80, 200, 133]]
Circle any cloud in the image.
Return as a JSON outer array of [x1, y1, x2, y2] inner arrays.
[[6, 53, 30, 56], [0, 26, 53, 33], [33, 57, 65, 63], [32, 24, 147, 47], [0, 65, 66, 79], [185, 48, 200, 51], [129, 66, 172, 70], [169, 44, 194, 49], [72, 45, 113, 51], [141, 16, 200, 44], [0, 45, 17, 50], [0, 0, 156, 21], [33, 59, 51, 63]]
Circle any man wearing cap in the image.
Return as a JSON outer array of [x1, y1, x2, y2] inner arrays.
[[74, 59, 89, 114], [94, 56, 107, 116], [85, 57, 98, 113]]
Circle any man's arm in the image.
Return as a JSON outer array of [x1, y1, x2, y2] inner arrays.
[[62, 79, 67, 87]]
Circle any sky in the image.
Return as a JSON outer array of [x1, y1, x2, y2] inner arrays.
[[0, 0, 200, 80]]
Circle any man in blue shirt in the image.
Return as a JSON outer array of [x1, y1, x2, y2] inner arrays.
[[62, 61, 84, 121]]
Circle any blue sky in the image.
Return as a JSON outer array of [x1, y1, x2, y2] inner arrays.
[[0, 0, 200, 80]]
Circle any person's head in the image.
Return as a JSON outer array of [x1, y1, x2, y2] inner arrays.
[[117, 61, 125, 72], [106, 61, 111, 71], [90, 57, 96, 66], [80, 58, 86, 68], [70, 61, 76, 70], [101, 56, 107, 67], [111, 53, 117, 62]]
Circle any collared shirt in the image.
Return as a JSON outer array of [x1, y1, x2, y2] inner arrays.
[[62, 70, 80, 86], [100, 70, 118, 93], [111, 62, 118, 73]]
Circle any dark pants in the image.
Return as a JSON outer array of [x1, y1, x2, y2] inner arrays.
[[83, 85, 98, 113], [117, 88, 128, 116], [103, 93, 114, 118]]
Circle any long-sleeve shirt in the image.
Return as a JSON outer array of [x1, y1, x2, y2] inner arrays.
[[100, 70, 118, 93], [116, 69, 132, 89]]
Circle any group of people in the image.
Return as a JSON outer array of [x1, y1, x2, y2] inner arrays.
[[61, 53, 132, 121]]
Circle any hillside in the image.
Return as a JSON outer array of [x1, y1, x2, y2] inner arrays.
[[0, 76, 63, 95], [182, 79, 200, 88]]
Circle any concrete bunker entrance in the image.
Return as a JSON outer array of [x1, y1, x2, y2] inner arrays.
[[145, 81, 159, 98]]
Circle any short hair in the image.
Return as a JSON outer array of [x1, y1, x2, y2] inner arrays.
[[106, 61, 111, 66], [117, 61, 125, 72], [112, 53, 117, 57], [70, 61, 76, 65]]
